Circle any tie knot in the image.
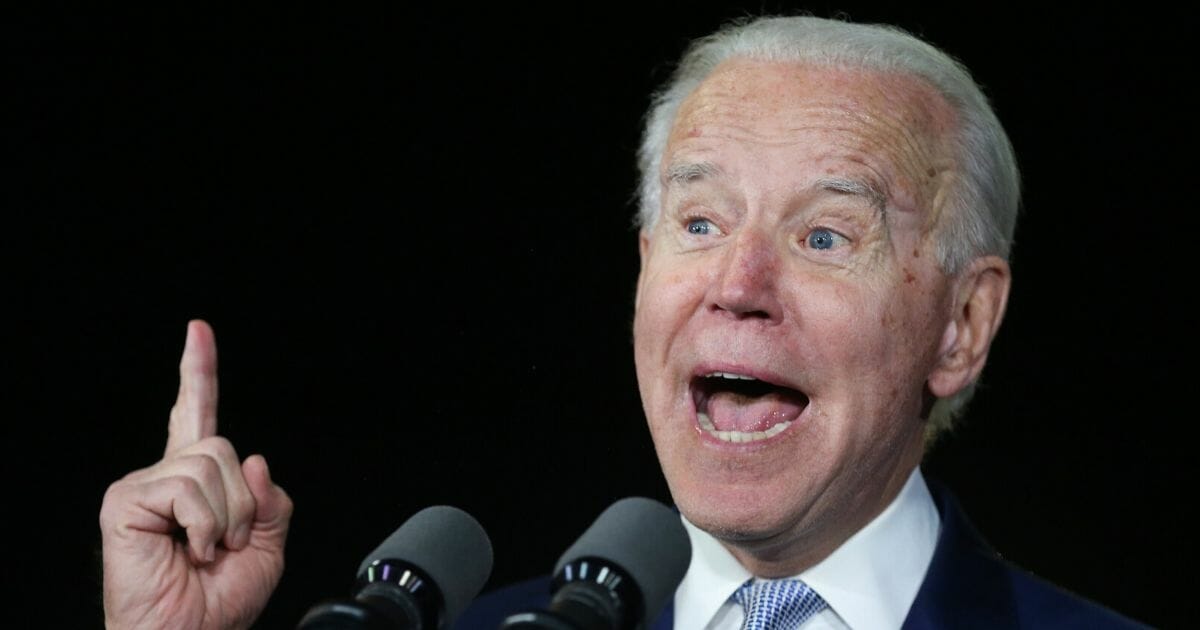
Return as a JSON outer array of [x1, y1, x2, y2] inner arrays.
[[734, 579, 826, 630]]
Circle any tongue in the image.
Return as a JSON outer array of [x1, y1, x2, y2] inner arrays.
[[706, 390, 806, 432]]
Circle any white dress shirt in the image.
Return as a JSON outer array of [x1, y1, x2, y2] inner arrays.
[[673, 468, 941, 630]]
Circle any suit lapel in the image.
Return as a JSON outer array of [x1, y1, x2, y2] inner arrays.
[[651, 600, 674, 630], [901, 481, 1019, 630]]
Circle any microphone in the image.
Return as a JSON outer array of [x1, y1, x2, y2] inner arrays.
[[500, 497, 692, 630], [298, 505, 493, 630]]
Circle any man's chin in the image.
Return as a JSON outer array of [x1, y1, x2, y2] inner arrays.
[[679, 494, 807, 546], [680, 496, 841, 577]]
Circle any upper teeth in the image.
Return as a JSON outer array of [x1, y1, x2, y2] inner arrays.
[[707, 372, 757, 381]]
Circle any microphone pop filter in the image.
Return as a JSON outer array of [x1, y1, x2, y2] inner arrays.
[[358, 505, 493, 624], [554, 497, 691, 628]]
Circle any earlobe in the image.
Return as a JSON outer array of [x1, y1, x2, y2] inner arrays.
[[927, 256, 1011, 398]]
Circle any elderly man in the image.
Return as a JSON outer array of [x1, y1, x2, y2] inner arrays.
[[99, 15, 1142, 630], [460, 16, 1141, 629]]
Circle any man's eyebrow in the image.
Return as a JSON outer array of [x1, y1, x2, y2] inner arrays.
[[812, 176, 888, 214], [664, 161, 723, 186]]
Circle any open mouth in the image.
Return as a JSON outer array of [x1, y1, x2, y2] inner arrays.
[[691, 372, 809, 443]]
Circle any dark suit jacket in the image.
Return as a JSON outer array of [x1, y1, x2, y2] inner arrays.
[[457, 482, 1146, 629]]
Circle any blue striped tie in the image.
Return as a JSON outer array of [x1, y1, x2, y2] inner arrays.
[[735, 579, 827, 629]]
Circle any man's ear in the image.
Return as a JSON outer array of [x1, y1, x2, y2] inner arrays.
[[927, 255, 1011, 398], [634, 230, 651, 311]]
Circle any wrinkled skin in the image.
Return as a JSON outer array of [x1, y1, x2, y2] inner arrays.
[[632, 60, 1010, 576], [100, 321, 293, 629]]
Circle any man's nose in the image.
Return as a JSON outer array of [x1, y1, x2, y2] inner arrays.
[[709, 227, 784, 323]]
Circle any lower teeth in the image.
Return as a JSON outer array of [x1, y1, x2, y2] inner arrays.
[[697, 411, 790, 442]]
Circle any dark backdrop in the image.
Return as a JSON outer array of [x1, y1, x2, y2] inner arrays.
[[8, 5, 1189, 628]]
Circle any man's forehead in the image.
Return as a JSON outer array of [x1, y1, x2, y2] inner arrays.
[[679, 58, 954, 122], [663, 58, 959, 215]]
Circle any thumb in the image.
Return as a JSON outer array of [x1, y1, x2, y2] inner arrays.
[[242, 455, 294, 533]]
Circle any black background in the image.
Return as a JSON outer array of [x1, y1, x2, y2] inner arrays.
[[8, 4, 1191, 628]]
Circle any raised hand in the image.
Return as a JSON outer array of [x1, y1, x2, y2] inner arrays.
[[100, 321, 293, 630]]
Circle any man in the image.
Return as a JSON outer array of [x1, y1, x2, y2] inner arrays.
[[460, 16, 1142, 629], [99, 15, 1142, 630]]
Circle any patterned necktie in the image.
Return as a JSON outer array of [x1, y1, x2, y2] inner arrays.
[[734, 579, 827, 630]]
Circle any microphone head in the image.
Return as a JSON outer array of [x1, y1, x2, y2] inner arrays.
[[554, 497, 691, 629], [358, 505, 493, 625]]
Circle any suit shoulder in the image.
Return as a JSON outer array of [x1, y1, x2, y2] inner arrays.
[[911, 479, 1149, 630], [1003, 564, 1149, 630]]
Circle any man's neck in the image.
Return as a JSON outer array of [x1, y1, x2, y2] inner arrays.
[[722, 456, 923, 577], [674, 467, 942, 630]]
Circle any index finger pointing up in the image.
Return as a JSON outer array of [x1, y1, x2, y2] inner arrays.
[[166, 319, 220, 455]]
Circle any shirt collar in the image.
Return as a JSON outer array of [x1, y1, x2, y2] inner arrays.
[[674, 467, 941, 629], [675, 512, 752, 630]]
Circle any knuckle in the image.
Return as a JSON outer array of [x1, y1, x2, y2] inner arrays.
[[203, 436, 238, 460], [230, 488, 257, 523], [185, 435, 238, 464], [120, 466, 147, 482], [102, 478, 130, 501], [279, 488, 295, 519], [98, 480, 131, 528], [166, 474, 201, 498], [171, 476, 225, 532], [181, 454, 224, 488], [190, 505, 219, 536], [103, 477, 127, 498]]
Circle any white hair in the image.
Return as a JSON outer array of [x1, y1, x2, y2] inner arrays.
[[636, 16, 1021, 438]]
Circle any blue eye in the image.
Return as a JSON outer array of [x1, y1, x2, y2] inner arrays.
[[686, 218, 715, 235], [807, 228, 846, 250]]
